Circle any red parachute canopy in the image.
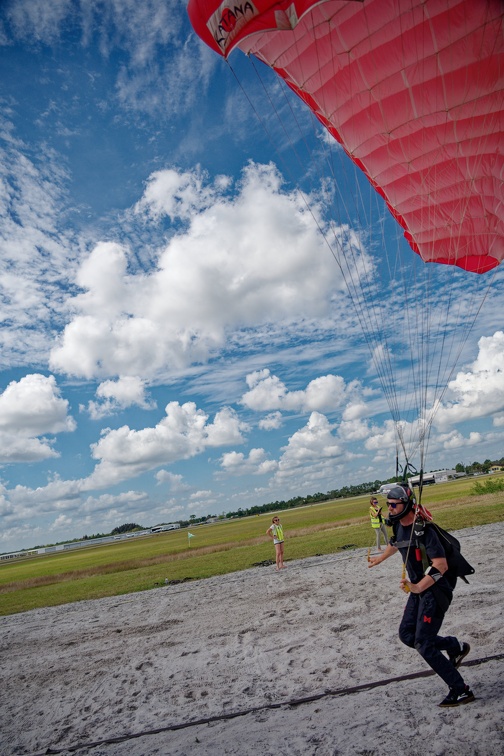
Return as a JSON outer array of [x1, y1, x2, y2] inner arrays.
[[188, 0, 504, 274]]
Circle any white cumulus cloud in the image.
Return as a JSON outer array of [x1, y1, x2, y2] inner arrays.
[[49, 163, 345, 381], [278, 412, 343, 470], [433, 332, 504, 431], [242, 369, 360, 413], [258, 411, 283, 430], [86, 401, 248, 489], [84, 376, 156, 419], [155, 470, 188, 490], [0, 374, 75, 462], [220, 448, 278, 476]]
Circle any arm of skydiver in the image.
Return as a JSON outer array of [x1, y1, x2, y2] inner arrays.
[[368, 543, 397, 568], [400, 556, 449, 594]]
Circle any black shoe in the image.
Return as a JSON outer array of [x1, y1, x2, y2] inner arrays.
[[449, 641, 471, 669], [439, 685, 475, 708]]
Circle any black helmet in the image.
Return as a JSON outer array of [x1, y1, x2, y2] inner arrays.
[[385, 484, 415, 524]]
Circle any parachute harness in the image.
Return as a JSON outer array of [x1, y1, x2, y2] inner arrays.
[[399, 481, 434, 594], [400, 514, 421, 594], [400, 500, 417, 594]]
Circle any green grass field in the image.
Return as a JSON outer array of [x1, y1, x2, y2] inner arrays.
[[1, 478, 502, 616]]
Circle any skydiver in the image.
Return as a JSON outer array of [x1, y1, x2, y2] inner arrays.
[[368, 485, 474, 707]]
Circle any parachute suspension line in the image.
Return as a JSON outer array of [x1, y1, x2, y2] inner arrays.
[[305, 12, 411, 445], [239, 42, 406, 405], [224, 5, 503, 483], [410, 7, 452, 460], [423, 7, 504, 435], [229, 14, 430, 475], [252, 11, 372, 366], [322, 1, 448, 470], [407, 2, 504, 467], [392, 5, 438, 468], [374, 1, 502, 472], [396, 264, 499, 471], [416, 470, 424, 511], [346, 6, 410, 462], [226, 56, 364, 317], [245, 55, 329, 189], [290, 8, 445, 475], [418, 266, 499, 465], [440, 6, 502, 383], [227, 54, 355, 296], [230, 48, 423, 449], [387, 15, 449, 459], [225, 59, 308, 191], [399, 251, 432, 465]]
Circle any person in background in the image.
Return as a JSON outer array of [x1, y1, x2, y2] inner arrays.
[[368, 484, 473, 708], [369, 496, 388, 551], [266, 516, 285, 570]]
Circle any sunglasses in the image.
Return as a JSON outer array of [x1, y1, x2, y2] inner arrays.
[[387, 501, 400, 508]]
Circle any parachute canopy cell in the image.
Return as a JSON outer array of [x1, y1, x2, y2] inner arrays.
[[188, 0, 504, 274]]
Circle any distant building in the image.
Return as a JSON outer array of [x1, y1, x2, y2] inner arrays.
[[409, 470, 461, 486], [150, 523, 181, 533]]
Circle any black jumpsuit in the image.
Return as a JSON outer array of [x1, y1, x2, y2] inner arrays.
[[392, 522, 466, 693]]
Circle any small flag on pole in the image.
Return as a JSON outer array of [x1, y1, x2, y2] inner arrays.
[[188, 532, 195, 545]]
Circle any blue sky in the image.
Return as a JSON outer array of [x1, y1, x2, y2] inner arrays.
[[1, 0, 503, 553]]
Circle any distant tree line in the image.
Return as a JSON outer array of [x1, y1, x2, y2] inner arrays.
[[192, 455, 503, 522], [28, 522, 144, 550], [111, 523, 143, 535], [24, 455, 503, 551], [220, 481, 385, 520], [455, 458, 504, 474]]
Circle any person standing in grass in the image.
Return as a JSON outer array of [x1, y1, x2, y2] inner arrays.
[[266, 516, 285, 570], [369, 496, 388, 551]]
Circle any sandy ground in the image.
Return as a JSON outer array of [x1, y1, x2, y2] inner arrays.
[[1, 521, 503, 756]]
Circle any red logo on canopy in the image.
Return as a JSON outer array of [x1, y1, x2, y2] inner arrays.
[[207, 1, 257, 54], [220, 8, 237, 33]]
